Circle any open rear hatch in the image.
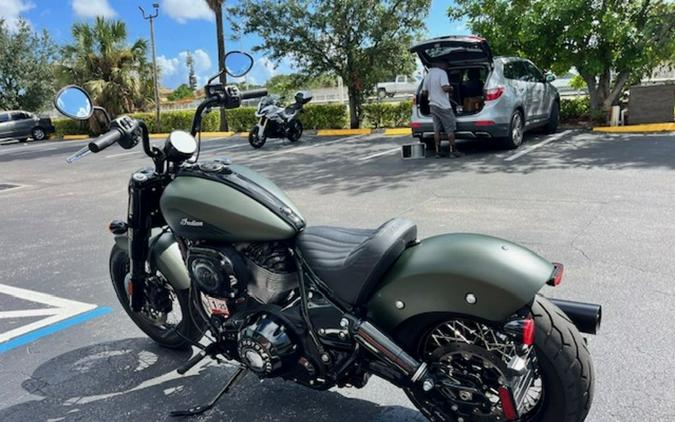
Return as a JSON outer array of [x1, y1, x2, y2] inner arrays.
[[410, 36, 493, 68]]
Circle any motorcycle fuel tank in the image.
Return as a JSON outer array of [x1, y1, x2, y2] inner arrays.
[[160, 162, 304, 242]]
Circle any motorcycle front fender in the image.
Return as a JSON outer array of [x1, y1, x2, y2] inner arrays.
[[114, 229, 191, 291], [367, 233, 554, 332]]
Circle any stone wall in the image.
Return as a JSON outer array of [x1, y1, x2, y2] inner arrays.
[[628, 84, 675, 124]]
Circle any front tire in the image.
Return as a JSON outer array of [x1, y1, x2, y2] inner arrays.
[[405, 296, 593, 421], [109, 245, 202, 350], [32, 127, 46, 141], [249, 126, 267, 149]]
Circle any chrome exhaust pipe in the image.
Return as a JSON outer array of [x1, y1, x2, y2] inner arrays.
[[548, 298, 602, 335]]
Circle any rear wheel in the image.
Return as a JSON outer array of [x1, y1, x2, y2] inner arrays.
[[109, 245, 202, 350], [287, 120, 303, 142], [248, 126, 267, 148], [503, 111, 524, 149], [405, 296, 593, 422], [32, 127, 46, 141], [377, 88, 387, 99]]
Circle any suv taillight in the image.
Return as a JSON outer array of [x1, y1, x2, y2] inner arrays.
[[485, 85, 505, 101]]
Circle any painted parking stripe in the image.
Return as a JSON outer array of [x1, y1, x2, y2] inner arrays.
[[504, 130, 572, 161], [106, 150, 140, 158], [246, 134, 379, 162], [0, 283, 111, 353], [358, 147, 400, 161]]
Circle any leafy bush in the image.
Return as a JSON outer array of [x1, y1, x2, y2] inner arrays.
[[226, 107, 257, 132], [302, 103, 348, 129], [362, 101, 412, 128], [53, 118, 86, 138], [560, 96, 590, 121]]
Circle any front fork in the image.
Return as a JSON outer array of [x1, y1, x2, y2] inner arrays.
[[127, 168, 165, 312], [257, 117, 268, 138]]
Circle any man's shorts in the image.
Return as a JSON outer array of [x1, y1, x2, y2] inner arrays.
[[430, 105, 457, 133]]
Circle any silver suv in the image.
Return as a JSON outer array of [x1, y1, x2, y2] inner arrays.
[[0, 110, 55, 142], [410, 36, 560, 149]]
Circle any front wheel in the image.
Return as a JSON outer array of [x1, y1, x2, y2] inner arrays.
[[32, 127, 46, 141], [248, 126, 267, 149], [109, 245, 202, 350], [405, 296, 593, 421]]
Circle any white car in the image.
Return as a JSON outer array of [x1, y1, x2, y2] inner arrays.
[[376, 75, 419, 98]]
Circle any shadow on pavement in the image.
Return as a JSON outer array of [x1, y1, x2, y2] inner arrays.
[[0, 338, 424, 422], [246, 131, 675, 195]]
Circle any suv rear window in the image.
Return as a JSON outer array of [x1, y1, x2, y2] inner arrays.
[[504, 61, 528, 81]]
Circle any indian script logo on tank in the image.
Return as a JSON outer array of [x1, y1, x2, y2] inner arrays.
[[180, 217, 204, 227]]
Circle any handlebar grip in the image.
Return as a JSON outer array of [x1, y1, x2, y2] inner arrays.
[[88, 129, 122, 153], [240, 88, 268, 100]]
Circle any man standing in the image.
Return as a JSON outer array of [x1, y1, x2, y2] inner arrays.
[[422, 62, 463, 158]]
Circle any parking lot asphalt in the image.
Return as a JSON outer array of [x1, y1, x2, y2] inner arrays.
[[1, 129, 675, 421]]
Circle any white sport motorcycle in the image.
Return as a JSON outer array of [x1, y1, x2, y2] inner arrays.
[[248, 91, 312, 148]]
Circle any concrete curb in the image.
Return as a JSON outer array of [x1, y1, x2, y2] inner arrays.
[[52, 128, 412, 142], [593, 123, 675, 133]]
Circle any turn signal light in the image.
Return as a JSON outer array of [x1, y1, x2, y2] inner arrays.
[[504, 318, 535, 346], [410, 121, 422, 129], [485, 86, 505, 101], [547, 262, 564, 286]]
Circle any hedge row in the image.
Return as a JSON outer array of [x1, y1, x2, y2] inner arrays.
[[362, 101, 412, 128], [560, 96, 591, 121]]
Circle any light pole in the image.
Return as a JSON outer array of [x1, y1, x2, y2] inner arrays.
[[140, 3, 160, 129]]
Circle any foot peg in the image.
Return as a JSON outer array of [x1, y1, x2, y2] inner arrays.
[[170, 366, 248, 417]]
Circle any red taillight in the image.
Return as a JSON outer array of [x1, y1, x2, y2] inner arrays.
[[410, 121, 422, 129], [503, 318, 535, 346], [498, 387, 519, 420], [485, 85, 505, 101], [547, 262, 564, 286], [522, 319, 535, 346], [475, 120, 496, 126]]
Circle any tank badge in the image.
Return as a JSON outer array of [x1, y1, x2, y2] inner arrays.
[[180, 217, 204, 227]]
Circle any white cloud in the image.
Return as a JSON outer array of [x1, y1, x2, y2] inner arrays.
[[71, 0, 116, 19], [162, 0, 213, 24], [157, 49, 213, 88], [258, 57, 278, 77], [0, 0, 34, 32]]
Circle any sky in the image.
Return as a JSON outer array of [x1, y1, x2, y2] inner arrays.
[[2, 0, 469, 90]]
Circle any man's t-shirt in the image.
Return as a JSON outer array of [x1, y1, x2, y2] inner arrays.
[[422, 68, 452, 110]]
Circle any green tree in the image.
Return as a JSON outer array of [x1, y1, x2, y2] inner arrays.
[[266, 73, 337, 97], [230, 0, 429, 128], [207, 0, 229, 131], [168, 83, 194, 101], [186, 52, 197, 90], [0, 19, 58, 111], [450, 0, 675, 118], [59, 17, 153, 121]]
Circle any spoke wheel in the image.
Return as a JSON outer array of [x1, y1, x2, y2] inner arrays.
[[109, 245, 202, 349], [505, 111, 524, 149]]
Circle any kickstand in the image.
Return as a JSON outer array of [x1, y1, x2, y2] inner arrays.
[[170, 366, 248, 417]]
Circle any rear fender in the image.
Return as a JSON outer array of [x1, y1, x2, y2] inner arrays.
[[367, 233, 554, 333], [114, 229, 191, 291]]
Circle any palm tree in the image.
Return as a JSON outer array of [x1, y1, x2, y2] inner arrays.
[[206, 0, 228, 131], [60, 18, 153, 129]]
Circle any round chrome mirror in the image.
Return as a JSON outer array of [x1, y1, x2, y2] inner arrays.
[[224, 51, 254, 78], [55, 86, 93, 120]]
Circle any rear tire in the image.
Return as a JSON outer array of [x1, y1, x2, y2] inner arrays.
[[503, 110, 524, 149], [377, 88, 387, 99], [404, 296, 594, 421], [32, 127, 46, 141], [109, 245, 202, 350], [287, 120, 303, 142], [248, 126, 267, 149], [544, 102, 560, 134]]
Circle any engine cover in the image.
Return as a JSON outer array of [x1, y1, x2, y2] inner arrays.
[[237, 313, 304, 377], [187, 246, 248, 299]]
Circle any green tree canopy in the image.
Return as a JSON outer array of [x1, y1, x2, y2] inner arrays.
[[0, 19, 58, 112], [167, 83, 194, 101], [59, 17, 154, 120], [450, 0, 675, 117], [266, 73, 337, 97], [230, 0, 429, 128]]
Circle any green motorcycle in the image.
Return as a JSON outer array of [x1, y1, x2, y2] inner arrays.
[[55, 52, 600, 421]]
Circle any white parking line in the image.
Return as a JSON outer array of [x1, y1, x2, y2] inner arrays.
[[206, 142, 248, 153], [358, 147, 400, 161], [106, 150, 139, 158], [0, 283, 98, 344], [504, 130, 572, 161]]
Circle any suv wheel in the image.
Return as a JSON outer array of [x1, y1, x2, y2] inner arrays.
[[544, 102, 560, 134], [504, 111, 524, 149], [32, 127, 46, 141]]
